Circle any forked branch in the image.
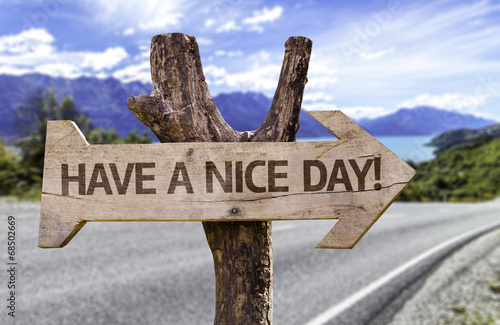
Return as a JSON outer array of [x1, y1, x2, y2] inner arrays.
[[127, 32, 312, 325]]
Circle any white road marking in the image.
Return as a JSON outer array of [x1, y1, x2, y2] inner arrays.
[[304, 218, 500, 325]]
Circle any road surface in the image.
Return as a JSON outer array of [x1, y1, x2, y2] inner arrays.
[[1, 200, 499, 324]]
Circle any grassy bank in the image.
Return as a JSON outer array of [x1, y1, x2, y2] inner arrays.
[[399, 136, 500, 202]]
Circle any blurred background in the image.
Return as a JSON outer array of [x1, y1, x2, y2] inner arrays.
[[0, 1, 499, 324], [1, 0, 499, 201]]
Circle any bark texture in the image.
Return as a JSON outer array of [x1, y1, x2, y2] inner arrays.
[[128, 32, 312, 325]]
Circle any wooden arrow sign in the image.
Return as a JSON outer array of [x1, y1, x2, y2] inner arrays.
[[39, 110, 415, 249]]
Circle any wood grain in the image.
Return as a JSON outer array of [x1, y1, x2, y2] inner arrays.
[[39, 111, 415, 249]]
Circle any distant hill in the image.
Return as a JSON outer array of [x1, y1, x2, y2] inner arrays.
[[428, 123, 500, 155], [0, 74, 333, 140], [0, 73, 151, 141], [358, 106, 495, 136], [213, 91, 269, 132], [0, 74, 496, 141], [212, 92, 333, 139], [399, 136, 500, 202]]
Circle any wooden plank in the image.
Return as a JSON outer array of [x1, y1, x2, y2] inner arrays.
[[39, 110, 415, 249]]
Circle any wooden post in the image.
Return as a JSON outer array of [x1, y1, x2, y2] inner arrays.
[[127, 33, 312, 325]]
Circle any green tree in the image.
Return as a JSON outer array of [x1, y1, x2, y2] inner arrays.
[[399, 136, 500, 202], [121, 130, 152, 144], [15, 89, 93, 187], [9, 88, 152, 199], [86, 128, 151, 145], [0, 140, 21, 195]]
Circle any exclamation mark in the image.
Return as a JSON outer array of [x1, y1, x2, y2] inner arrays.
[[374, 157, 382, 191]]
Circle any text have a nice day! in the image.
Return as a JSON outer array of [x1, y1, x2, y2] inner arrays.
[[60, 158, 382, 196]]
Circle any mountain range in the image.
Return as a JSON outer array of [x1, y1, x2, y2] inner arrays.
[[0, 74, 496, 141], [358, 106, 495, 136]]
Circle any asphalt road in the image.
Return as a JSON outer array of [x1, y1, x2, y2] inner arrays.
[[1, 200, 499, 325]]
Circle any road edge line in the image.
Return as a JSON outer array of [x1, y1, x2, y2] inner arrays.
[[304, 218, 500, 325]]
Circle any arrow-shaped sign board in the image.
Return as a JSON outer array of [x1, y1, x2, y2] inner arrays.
[[39, 110, 415, 249]]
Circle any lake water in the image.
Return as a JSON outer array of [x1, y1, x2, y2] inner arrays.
[[297, 135, 435, 163]]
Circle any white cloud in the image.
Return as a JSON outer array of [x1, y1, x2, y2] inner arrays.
[[196, 37, 214, 45], [123, 28, 135, 36], [82, 47, 128, 71], [133, 44, 150, 60], [258, 51, 270, 61], [0, 28, 55, 54], [359, 47, 394, 60], [339, 106, 389, 119], [216, 20, 242, 33], [215, 50, 243, 57], [398, 93, 486, 114], [242, 6, 283, 33], [206, 6, 283, 34], [226, 64, 282, 90], [306, 73, 338, 90], [306, 56, 339, 90], [302, 91, 337, 113], [303, 102, 340, 112], [205, 19, 216, 28], [0, 66, 32, 76], [202, 6, 284, 33], [204, 65, 227, 81], [301, 95, 389, 120], [35, 63, 82, 79], [303, 91, 334, 104], [204, 63, 281, 92], [113, 61, 151, 84], [0, 29, 57, 71], [243, 6, 283, 25], [247, 25, 264, 33], [0, 28, 131, 80], [203, 45, 291, 94], [89, 0, 187, 31], [139, 14, 183, 30]]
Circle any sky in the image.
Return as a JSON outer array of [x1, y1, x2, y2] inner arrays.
[[0, 0, 499, 121]]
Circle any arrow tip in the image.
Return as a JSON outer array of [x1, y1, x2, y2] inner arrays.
[[315, 217, 375, 249], [38, 211, 86, 248], [46, 120, 89, 148], [40, 120, 88, 248]]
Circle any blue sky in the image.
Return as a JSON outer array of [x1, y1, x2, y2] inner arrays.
[[0, 0, 499, 121]]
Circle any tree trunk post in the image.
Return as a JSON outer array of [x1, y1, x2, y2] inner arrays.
[[128, 32, 312, 325]]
